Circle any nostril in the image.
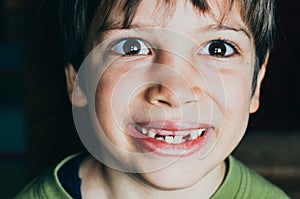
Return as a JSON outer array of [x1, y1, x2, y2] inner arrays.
[[150, 98, 171, 106], [185, 99, 199, 104], [146, 84, 178, 107], [157, 99, 172, 106]]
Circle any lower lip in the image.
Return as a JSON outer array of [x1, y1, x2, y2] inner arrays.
[[127, 125, 214, 157]]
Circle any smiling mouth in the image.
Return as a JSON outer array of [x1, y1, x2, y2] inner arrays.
[[127, 122, 215, 156], [134, 125, 207, 144]]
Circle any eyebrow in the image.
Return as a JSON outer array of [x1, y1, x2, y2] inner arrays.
[[100, 22, 252, 42], [201, 24, 252, 40], [126, 22, 252, 39]]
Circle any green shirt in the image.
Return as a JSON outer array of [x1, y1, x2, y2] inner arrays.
[[14, 155, 290, 199]]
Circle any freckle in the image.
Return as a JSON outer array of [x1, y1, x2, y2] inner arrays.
[[192, 87, 202, 97]]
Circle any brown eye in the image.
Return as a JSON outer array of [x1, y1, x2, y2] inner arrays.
[[112, 38, 151, 55], [209, 41, 227, 56], [200, 40, 236, 57], [123, 39, 141, 55]]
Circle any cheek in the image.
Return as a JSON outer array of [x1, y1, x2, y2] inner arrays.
[[94, 66, 130, 112], [221, 65, 253, 104], [225, 79, 252, 116], [94, 68, 145, 131], [217, 67, 253, 127], [95, 76, 115, 114], [222, 79, 252, 139], [214, 74, 253, 155], [94, 80, 134, 149], [93, 69, 126, 138]]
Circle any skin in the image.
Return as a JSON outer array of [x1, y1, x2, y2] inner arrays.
[[65, 0, 269, 198]]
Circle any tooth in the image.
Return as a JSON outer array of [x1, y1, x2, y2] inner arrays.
[[173, 135, 183, 144], [141, 127, 148, 135], [148, 129, 156, 138], [197, 129, 206, 136], [156, 137, 164, 141], [165, 136, 174, 144], [177, 131, 188, 136], [190, 130, 198, 140]]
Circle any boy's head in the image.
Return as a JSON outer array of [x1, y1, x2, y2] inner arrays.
[[61, 0, 277, 190]]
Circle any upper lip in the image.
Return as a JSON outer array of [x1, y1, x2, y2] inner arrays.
[[135, 121, 212, 131]]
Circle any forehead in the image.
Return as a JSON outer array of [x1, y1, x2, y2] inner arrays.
[[91, 0, 247, 30], [130, 0, 248, 34], [137, 1, 244, 30]]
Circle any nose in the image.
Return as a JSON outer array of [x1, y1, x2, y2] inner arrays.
[[145, 51, 202, 108]]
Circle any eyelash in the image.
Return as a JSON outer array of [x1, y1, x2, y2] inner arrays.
[[110, 37, 152, 56], [199, 39, 240, 57], [109, 37, 240, 57]]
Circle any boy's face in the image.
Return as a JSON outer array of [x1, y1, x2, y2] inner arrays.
[[68, 0, 267, 189]]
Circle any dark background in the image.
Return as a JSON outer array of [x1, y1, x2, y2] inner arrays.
[[0, 0, 299, 198]]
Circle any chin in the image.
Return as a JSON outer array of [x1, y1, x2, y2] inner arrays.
[[137, 163, 207, 190]]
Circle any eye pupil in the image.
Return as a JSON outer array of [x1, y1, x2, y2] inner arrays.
[[123, 39, 141, 55], [209, 41, 226, 56]]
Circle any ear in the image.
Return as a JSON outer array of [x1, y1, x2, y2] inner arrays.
[[65, 64, 87, 107], [249, 55, 269, 113]]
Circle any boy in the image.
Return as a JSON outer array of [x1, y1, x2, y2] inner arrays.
[[15, 0, 289, 198]]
